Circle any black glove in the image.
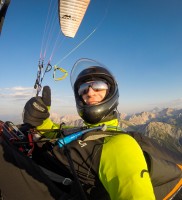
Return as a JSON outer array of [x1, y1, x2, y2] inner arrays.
[[23, 86, 51, 127]]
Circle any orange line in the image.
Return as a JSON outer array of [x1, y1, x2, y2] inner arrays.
[[163, 178, 182, 200], [177, 164, 182, 170]]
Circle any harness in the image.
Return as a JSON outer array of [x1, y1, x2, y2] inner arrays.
[[0, 121, 107, 200], [1, 121, 182, 200]]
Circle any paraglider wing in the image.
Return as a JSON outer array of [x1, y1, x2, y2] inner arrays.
[[58, 0, 90, 38], [0, 0, 11, 34]]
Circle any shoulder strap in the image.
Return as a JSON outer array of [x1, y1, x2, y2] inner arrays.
[[81, 130, 122, 141]]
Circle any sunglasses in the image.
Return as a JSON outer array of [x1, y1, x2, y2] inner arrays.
[[78, 81, 109, 95]]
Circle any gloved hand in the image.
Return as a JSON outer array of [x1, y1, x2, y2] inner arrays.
[[23, 86, 51, 127]]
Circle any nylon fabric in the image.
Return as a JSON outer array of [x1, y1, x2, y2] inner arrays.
[[37, 117, 119, 139], [35, 117, 182, 199], [149, 154, 182, 186], [128, 132, 182, 200], [0, 137, 69, 200], [99, 134, 155, 200], [36, 117, 59, 139]]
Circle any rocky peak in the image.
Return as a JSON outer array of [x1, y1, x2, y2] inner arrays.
[[158, 108, 175, 117], [127, 111, 156, 125], [137, 121, 182, 153]]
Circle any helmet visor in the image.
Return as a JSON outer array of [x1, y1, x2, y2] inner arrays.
[[70, 58, 109, 89], [78, 81, 109, 95]]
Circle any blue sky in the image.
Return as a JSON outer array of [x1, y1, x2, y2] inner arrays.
[[1, 0, 182, 123]]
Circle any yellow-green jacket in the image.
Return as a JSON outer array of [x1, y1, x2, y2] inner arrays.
[[37, 117, 156, 199]]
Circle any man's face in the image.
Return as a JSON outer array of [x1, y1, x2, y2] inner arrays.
[[82, 87, 107, 105], [78, 80, 108, 105]]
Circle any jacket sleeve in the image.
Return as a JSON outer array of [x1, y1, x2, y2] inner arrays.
[[36, 118, 60, 139], [98, 134, 156, 200]]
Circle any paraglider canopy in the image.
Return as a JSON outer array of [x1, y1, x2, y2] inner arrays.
[[58, 0, 90, 38], [0, 0, 11, 34]]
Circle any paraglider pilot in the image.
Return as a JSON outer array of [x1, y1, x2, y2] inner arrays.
[[23, 58, 182, 200]]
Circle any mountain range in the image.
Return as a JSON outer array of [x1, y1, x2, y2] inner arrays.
[[50, 107, 182, 153]]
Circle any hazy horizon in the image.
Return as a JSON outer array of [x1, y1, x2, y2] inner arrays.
[[1, 100, 182, 125]]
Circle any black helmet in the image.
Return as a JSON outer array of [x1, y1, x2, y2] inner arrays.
[[70, 58, 119, 124]]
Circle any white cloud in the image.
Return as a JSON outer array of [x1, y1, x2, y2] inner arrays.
[[0, 86, 77, 117], [0, 86, 34, 100], [10, 87, 33, 91]]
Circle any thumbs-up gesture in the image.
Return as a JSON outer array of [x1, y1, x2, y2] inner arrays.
[[23, 86, 51, 127]]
